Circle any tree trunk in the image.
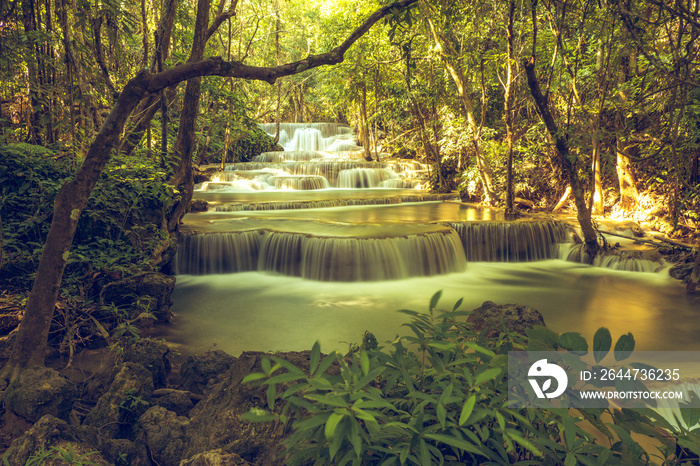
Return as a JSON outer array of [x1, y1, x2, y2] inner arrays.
[[420, 2, 496, 203], [524, 57, 599, 258], [687, 238, 700, 293], [504, 0, 516, 214], [360, 83, 373, 161], [167, 0, 211, 233], [22, 0, 42, 144], [592, 132, 604, 215], [616, 138, 638, 213]]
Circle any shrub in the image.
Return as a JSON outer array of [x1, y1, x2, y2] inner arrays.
[[242, 291, 698, 465]]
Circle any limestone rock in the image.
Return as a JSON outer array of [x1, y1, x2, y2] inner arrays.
[[1, 415, 110, 466], [155, 390, 194, 416], [138, 406, 190, 466], [124, 338, 171, 388], [4, 367, 77, 422], [180, 350, 236, 394], [189, 199, 209, 212], [467, 301, 546, 338], [180, 449, 252, 466], [83, 362, 154, 438], [99, 272, 176, 322], [183, 352, 309, 464]]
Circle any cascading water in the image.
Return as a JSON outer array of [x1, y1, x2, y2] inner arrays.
[[166, 122, 699, 364]]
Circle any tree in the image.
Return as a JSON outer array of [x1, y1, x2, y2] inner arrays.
[[523, 0, 600, 258], [0, 0, 419, 382]]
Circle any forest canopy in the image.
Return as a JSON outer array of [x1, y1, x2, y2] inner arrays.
[[1, 0, 698, 241]]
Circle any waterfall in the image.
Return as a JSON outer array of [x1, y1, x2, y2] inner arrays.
[[258, 230, 467, 281], [337, 168, 396, 188], [269, 175, 330, 190], [176, 228, 467, 281], [212, 194, 459, 212], [259, 123, 360, 152], [451, 220, 569, 262], [175, 231, 261, 275], [561, 244, 667, 272]]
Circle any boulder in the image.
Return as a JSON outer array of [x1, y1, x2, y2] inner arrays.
[[180, 350, 236, 394], [138, 406, 190, 466], [99, 272, 176, 322], [83, 362, 154, 438], [180, 449, 252, 465], [154, 390, 194, 416], [4, 367, 77, 422], [124, 338, 170, 388], [1, 415, 110, 466], [467, 301, 547, 338], [75, 425, 144, 465], [189, 199, 209, 212], [183, 352, 314, 464]]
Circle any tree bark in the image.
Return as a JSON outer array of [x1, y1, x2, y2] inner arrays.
[[504, 0, 516, 214], [22, 0, 41, 144], [1, 0, 419, 379], [524, 57, 599, 258], [167, 0, 213, 233]]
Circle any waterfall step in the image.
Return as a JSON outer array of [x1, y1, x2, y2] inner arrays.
[[451, 220, 570, 262], [175, 225, 466, 281], [211, 194, 458, 212]]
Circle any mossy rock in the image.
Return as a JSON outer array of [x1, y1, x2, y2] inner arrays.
[[124, 338, 170, 388], [4, 367, 77, 423], [1, 415, 110, 466], [83, 362, 154, 439]]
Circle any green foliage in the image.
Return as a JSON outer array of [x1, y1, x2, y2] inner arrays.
[[0, 145, 171, 289], [241, 292, 683, 465], [23, 443, 100, 466]]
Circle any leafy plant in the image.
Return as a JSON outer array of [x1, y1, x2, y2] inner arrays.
[[241, 291, 694, 465]]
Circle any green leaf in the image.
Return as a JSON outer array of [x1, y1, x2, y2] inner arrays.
[[459, 394, 476, 426], [241, 372, 267, 384], [325, 412, 345, 441], [613, 333, 635, 361], [424, 433, 483, 456], [240, 408, 277, 422], [429, 290, 443, 312], [452, 297, 463, 311], [360, 350, 370, 376], [267, 383, 276, 410], [310, 340, 321, 375], [593, 328, 612, 363], [526, 326, 559, 346], [475, 368, 501, 386], [558, 332, 588, 352]]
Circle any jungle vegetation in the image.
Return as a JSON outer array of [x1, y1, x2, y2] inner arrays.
[[1, 0, 700, 462]]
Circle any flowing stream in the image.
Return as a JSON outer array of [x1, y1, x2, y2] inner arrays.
[[162, 123, 700, 357]]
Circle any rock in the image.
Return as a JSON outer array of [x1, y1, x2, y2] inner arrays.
[[138, 406, 190, 466], [467, 301, 547, 338], [180, 350, 236, 395], [180, 449, 252, 465], [83, 362, 154, 438], [2, 415, 110, 466], [124, 338, 170, 388], [621, 221, 645, 237], [189, 199, 209, 213], [154, 390, 194, 416], [183, 352, 312, 464], [75, 425, 144, 465], [99, 272, 176, 322], [670, 262, 694, 281], [4, 367, 78, 423]]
